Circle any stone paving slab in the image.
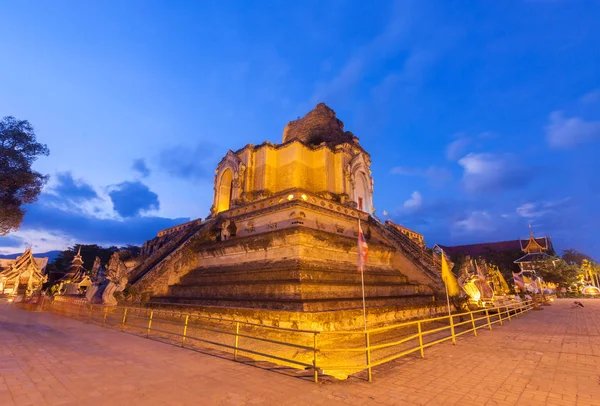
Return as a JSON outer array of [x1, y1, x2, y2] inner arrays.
[[1, 299, 599, 405]]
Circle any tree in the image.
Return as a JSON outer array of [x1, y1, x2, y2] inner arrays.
[[0, 116, 49, 235], [534, 259, 581, 288], [481, 247, 523, 283], [45, 244, 122, 286], [562, 249, 592, 266]]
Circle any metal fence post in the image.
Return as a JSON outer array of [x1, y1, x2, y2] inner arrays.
[[498, 308, 503, 326], [87, 305, 93, 324], [102, 306, 108, 326], [485, 309, 492, 330], [417, 321, 425, 358], [365, 332, 373, 383], [234, 322, 240, 361], [449, 314, 456, 344], [181, 315, 189, 347], [506, 306, 512, 321], [313, 332, 319, 383], [470, 312, 477, 337], [121, 307, 128, 330], [147, 310, 153, 338]]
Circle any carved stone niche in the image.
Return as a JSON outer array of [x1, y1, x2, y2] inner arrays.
[[289, 211, 306, 225], [316, 191, 333, 200], [244, 220, 256, 234]]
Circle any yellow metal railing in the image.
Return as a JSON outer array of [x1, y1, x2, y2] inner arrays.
[[44, 299, 534, 383]]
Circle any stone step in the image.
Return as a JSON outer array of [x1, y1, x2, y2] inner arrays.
[[167, 281, 429, 301], [150, 293, 434, 312], [178, 270, 409, 285]]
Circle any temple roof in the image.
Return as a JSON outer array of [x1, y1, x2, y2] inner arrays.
[[58, 247, 88, 283], [522, 226, 547, 253], [438, 237, 553, 258], [0, 248, 47, 280], [514, 252, 558, 264], [282, 103, 357, 147]]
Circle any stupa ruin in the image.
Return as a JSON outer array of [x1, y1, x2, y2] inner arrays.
[[128, 103, 445, 328]]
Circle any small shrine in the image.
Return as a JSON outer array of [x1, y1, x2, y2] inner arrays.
[[57, 247, 92, 295], [513, 226, 559, 293], [514, 226, 559, 272], [0, 248, 48, 297]]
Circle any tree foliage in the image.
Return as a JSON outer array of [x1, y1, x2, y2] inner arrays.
[[561, 248, 592, 266], [534, 259, 581, 288], [0, 116, 49, 235], [480, 247, 523, 283]]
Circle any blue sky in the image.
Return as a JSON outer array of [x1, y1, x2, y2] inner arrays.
[[1, 0, 599, 258]]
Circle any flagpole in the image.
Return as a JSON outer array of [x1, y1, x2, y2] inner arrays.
[[358, 218, 371, 382], [441, 252, 456, 344], [358, 219, 368, 333]]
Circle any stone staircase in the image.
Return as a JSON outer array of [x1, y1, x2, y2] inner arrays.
[[150, 258, 434, 311], [128, 221, 209, 285], [375, 219, 442, 286]]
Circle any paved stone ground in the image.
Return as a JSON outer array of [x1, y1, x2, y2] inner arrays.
[[1, 299, 599, 406]]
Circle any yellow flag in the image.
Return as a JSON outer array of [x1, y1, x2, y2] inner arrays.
[[441, 252, 460, 296]]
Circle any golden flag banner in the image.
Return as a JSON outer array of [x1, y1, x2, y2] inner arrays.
[[441, 252, 461, 296]]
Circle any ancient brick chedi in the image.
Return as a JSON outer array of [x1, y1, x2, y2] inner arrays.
[[129, 104, 443, 314]]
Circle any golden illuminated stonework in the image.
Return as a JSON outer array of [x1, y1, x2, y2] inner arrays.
[[210, 103, 374, 216], [128, 104, 445, 329]]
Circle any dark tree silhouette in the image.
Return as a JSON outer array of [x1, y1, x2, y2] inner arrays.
[[0, 116, 49, 235]]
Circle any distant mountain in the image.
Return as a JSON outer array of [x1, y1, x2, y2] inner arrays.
[[0, 250, 62, 262]]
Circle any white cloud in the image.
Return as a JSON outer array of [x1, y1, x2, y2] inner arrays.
[[516, 198, 571, 218], [446, 137, 470, 161], [403, 191, 423, 210], [458, 153, 525, 193], [390, 165, 452, 187], [546, 111, 600, 148], [390, 166, 415, 175], [454, 211, 495, 233], [516, 203, 547, 218], [580, 89, 600, 104]]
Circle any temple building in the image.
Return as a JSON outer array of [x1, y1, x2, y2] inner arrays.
[[514, 226, 559, 272], [0, 248, 48, 297], [57, 247, 92, 295], [128, 104, 445, 328]]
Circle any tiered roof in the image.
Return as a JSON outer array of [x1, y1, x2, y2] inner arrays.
[[0, 248, 47, 282], [58, 247, 88, 283]]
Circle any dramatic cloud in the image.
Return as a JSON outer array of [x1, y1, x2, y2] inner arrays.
[[157, 143, 216, 182], [17, 195, 187, 248], [446, 137, 470, 161], [390, 165, 452, 187], [546, 111, 600, 148], [51, 172, 99, 202], [108, 181, 160, 218], [454, 211, 495, 233], [458, 152, 529, 193], [403, 191, 423, 211], [0, 235, 24, 249], [132, 158, 151, 178], [516, 198, 572, 219]]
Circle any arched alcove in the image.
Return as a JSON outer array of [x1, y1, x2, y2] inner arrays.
[[354, 171, 371, 212], [216, 169, 234, 213]]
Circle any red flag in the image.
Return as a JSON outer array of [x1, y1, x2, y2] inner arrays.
[[358, 222, 369, 272]]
